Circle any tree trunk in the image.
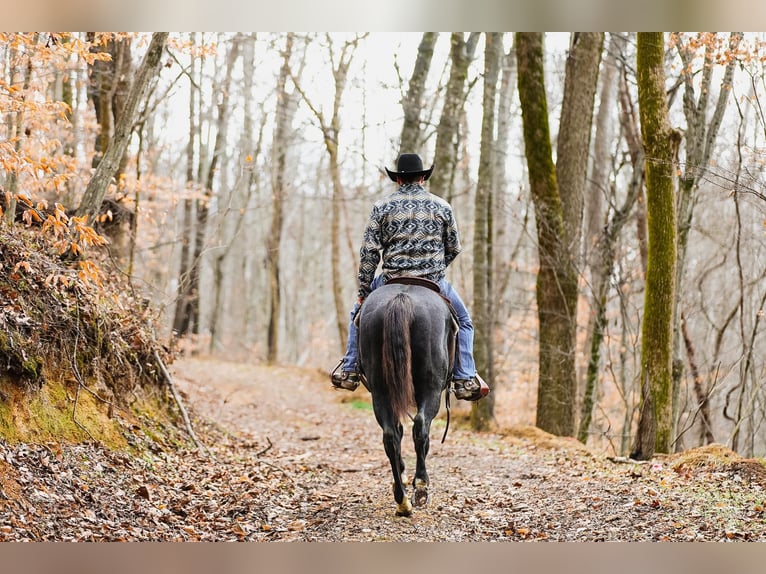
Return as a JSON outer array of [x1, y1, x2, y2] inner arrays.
[[3, 40, 33, 224], [517, 32, 597, 437], [578, 149, 645, 443], [266, 34, 295, 364], [429, 33, 480, 201], [188, 35, 240, 340], [556, 32, 603, 437], [208, 34, 252, 354], [471, 32, 502, 430], [579, 35, 636, 443], [399, 32, 438, 155], [557, 32, 603, 269], [77, 32, 168, 221], [293, 34, 366, 350], [172, 33, 199, 338], [583, 34, 616, 264], [492, 38, 518, 320], [631, 32, 678, 460]]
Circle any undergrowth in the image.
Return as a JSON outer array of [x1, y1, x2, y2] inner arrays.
[[0, 222, 175, 445]]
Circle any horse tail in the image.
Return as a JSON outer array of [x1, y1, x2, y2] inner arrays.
[[382, 292, 415, 421]]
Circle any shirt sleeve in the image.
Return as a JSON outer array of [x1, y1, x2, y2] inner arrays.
[[443, 206, 462, 267], [357, 203, 382, 298]]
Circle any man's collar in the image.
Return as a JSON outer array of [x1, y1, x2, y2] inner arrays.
[[397, 182, 426, 194]]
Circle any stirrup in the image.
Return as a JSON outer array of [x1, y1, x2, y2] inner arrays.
[[330, 360, 360, 391], [452, 374, 489, 401]]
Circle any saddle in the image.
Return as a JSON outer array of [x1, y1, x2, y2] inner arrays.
[[386, 276, 441, 293], [354, 276, 459, 333], [386, 276, 456, 318]]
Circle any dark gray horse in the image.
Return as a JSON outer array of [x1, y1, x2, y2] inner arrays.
[[357, 280, 456, 516]]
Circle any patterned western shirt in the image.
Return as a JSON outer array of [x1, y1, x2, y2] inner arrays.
[[357, 182, 462, 298]]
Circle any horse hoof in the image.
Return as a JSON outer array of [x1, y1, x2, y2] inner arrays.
[[395, 497, 413, 517], [412, 487, 428, 507], [412, 479, 429, 507]]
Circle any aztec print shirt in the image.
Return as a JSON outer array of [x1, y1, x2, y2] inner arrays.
[[357, 182, 462, 298]]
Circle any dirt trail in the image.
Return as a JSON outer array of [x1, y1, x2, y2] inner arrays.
[[174, 358, 512, 541], [171, 358, 766, 542]]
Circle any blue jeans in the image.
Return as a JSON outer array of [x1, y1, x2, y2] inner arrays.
[[341, 275, 476, 380]]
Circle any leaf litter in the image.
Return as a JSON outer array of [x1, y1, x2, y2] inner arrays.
[[2, 357, 766, 541]]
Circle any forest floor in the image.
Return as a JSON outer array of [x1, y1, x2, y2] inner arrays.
[[2, 357, 766, 542]]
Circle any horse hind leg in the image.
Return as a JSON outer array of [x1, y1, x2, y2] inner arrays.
[[383, 424, 412, 517], [411, 412, 431, 507], [412, 386, 440, 508]]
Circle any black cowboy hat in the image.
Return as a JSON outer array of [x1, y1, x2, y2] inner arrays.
[[385, 153, 434, 182]]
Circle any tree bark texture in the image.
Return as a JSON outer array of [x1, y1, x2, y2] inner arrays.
[[584, 34, 616, 264], [77, 32, 168, 221], [429, 33, 480, 201], [398, 32, 438, 156], [556, 32, 603, 268], [631, 32, 678, 459], [555, 32, 603, 439], [516, 32, 578, 437]]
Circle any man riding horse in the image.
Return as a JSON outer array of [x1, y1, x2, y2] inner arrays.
[[331, 153, 489, 402]]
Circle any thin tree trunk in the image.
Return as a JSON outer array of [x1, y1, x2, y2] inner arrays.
[[209, 34, 250, 355], [266, 34, 295, 364], [578, 150, 644, 443], [3, 39, 33, 223], [77, 32, 168, 220], [492, 37, 518, 321], [680, 312, 715, 445], [584, 34, 616, 263], [555, 32, 603, 437], [429, 33, 480, 201], [172, 33, 199, 337], [471, 32, 501, 430], [188, 35, 240, 339], [671, 32, 742, 443], [293, 34, 366, 350], [557, 32, 604, 269], [631, 32, 679, 459], [579, 40, 644, 443], [399, 32, 438, 155]]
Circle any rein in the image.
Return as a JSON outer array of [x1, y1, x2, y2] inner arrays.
[[441, 385, 451, 443]]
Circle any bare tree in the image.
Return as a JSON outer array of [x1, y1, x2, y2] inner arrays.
[[266, 34, 297, 364], [292, 33, 368, 349], [173, 32, 201, 338], [209, 33, 256, 354], [579, 50, 645, 444], [672, 32, 742, 440], [471, 32, 502, 430]]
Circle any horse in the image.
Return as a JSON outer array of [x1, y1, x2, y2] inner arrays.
[[357, 279, 457, 517]]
